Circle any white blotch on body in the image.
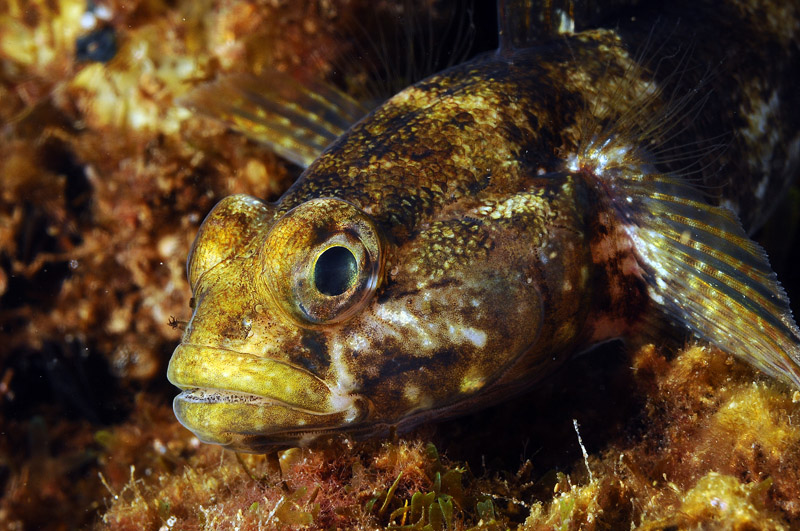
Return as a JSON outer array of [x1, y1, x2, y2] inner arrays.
[[327, 341, 359, 418], [448, 324, 487, 348]]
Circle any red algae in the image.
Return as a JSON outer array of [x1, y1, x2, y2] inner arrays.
[[93, 348, 800, 530], [98, 429, 508, 530], [99, 436, 434, 529]]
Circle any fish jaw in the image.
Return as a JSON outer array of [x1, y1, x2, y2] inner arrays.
[[168, 343, 370, 450]]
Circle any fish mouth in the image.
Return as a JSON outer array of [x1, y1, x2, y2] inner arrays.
[[168, 343, 369, 450]]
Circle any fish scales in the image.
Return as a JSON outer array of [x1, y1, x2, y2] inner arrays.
[[169, 0, 800, 451]]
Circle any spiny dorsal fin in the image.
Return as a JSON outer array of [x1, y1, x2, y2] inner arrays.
[[180, 70, 370, 168], [336, 1, 476, 106]]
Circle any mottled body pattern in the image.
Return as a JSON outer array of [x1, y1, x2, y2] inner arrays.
[[169, 0, 800, 451]]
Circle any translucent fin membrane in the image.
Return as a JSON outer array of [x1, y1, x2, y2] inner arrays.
[[615, 169, 800, 387], [180, 70, 370, 168]]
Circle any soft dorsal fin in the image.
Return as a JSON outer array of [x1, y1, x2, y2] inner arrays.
[[180, 70, 370, 168]]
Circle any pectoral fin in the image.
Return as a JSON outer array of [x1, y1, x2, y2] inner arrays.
[[621, 173, 800, 387]]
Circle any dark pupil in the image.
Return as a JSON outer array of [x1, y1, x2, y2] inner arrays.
[[314, 246, 358, 296]]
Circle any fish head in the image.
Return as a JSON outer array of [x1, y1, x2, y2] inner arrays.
[[168, 194, 377, 449], [168, 183, 565, 451]]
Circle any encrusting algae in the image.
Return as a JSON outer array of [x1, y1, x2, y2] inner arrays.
[[1, 0, 800, 529], [96, 344, 800, 529]]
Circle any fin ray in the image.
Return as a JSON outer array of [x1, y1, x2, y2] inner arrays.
[[617, 173, 800, 387], [180, 71, 370, 168]]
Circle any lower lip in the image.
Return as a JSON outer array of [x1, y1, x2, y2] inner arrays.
[[172, 387, 360, 450], [176, 387, 282, 405]]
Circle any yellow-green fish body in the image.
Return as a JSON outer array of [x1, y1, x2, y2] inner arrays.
[[168, 0, 800, 451]]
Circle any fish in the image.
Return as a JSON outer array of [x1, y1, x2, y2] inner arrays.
[[168, 0, 800, 452]]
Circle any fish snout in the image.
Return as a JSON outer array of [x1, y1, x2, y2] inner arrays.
[[167, 343, 370, 450]]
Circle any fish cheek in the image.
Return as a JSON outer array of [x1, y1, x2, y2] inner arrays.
[[447, 270, 546, 398], [353, 267, 544, 426]]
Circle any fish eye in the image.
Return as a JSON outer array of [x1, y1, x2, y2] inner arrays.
[[261, 198, 384, 326], [314, 246, 358, 296]]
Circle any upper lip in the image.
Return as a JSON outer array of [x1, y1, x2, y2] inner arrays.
[[168, 343, 338, 413]]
